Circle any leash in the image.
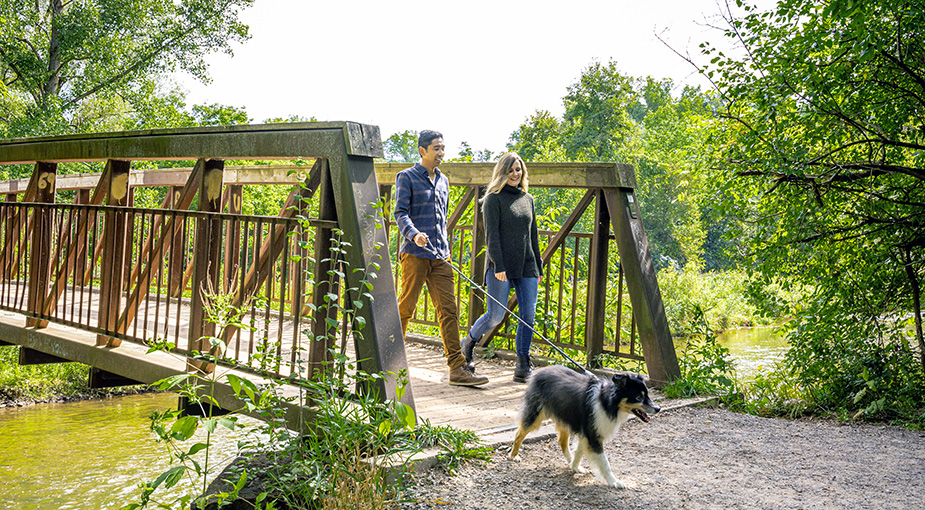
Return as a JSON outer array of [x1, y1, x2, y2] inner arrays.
[[419, 238, 590, 375]]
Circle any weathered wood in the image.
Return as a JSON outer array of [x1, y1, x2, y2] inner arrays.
[[376, 162, 636, 189], [97, 160, 131, 346], [308, 160, 338, 379], [0, 122, 384, 164], [604, 189, 679, 384], [0, 161, 635, 193], [222, 184, 243, 292], [328, 152, 413, 412], [468, 185, 487, 327], [118, 160, 205, 336], [26, 162, 58, 329], [585, 190, 609, 367], [220, 160, 325, 347], [189, 159, 225, 371]]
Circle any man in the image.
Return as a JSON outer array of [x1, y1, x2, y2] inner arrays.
[[394, 130, 488, 386]]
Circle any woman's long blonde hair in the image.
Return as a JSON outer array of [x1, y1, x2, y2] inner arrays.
[[485, 152, 529, 195]]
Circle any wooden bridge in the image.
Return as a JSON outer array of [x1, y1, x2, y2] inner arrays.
[[0, 122, 679, 432]]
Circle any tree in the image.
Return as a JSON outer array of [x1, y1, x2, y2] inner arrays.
[[561, 61, 637, 161], [383, 130, 419, 162], [697, 0, 925, 415], [508, 110, 563, 161], [0, 0, 254, 137], [453, 141, 493, 162]]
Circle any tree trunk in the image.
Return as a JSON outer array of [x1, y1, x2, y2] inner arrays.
[[903, 248, 925, 373], [43, 0, 66, 103]]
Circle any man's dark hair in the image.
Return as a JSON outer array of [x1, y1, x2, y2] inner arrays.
[[418, 130, 443, 149]]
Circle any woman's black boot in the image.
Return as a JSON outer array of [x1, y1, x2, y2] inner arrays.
[[461, 333, 477, 373], [513, 354, 532, 383]]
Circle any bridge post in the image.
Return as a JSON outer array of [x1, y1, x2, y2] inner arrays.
[[585, 189, 609, 368], [97, 160, 131, 346], [26, 161, 57, 329], [605, 189, 680, 384], [1, 193, 16, 280], [223, 184, 243, 292], [308, 161, 339, 379], [328, 142, 414, 411], [168, 185, 185, 298], [467, 185, 488, 327], [189, 159, 225, 371]]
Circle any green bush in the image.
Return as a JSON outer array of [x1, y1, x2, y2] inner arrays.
[[0, 346, 91, 402]]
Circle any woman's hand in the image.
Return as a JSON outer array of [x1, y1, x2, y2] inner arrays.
[[495, 271, 507, 282]]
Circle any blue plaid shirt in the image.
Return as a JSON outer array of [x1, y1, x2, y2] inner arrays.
[[394, 163, 450, 259]]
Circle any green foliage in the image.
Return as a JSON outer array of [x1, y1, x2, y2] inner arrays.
[[452, 141, 494, 162], [383, 130, 419, 162], [507, 60, 725, 270], [697, 0, 925, 420], [0, 0, 255, 137], [658, 265, 775, 334], [663, 305, 737, 399], [0, 346, 92, 402]]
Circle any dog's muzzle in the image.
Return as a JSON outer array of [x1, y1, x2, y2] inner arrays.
[[633, 404, 659, 423]]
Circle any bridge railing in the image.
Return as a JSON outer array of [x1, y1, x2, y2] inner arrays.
[[0, 201, 323, 378]]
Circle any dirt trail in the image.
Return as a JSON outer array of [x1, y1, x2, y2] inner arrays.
[[400, 404, 925, 509]]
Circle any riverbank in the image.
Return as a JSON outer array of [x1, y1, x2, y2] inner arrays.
[[0, 385, 151, 408]]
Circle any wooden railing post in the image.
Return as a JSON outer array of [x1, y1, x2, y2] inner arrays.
[[308, 161, 338, 379], [223, 184, 243, 292], [468, 185, 487, 327], [168, 186, 185, 297], [97, 160, 131, 345], [189, 159, 224, 370], [26, 162, 57, 328], [585, 189, 609, 367], [1, 193, 17, 281]]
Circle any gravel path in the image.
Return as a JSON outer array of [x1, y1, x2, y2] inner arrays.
[[400, 405, 925, 509]]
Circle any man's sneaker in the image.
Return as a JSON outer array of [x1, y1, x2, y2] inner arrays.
[[449, 365, 488, 386], [461, 334, 477, 373]]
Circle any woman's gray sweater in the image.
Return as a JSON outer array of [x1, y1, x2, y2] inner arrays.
[[482, 184, 543, 279]]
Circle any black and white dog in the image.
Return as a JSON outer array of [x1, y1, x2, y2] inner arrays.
[[509, 365, 659, 488]]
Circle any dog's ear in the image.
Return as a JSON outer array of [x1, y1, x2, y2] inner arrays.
[[612, 373, 628, 389]]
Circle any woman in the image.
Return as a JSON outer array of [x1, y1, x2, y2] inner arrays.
[[461, 152, 543, 383]]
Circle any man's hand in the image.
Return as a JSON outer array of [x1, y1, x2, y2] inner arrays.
[[414, 232, 429, 247], [495, 271, 507, 282]]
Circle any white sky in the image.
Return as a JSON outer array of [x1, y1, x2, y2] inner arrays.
[[176, 0, 771, 156]]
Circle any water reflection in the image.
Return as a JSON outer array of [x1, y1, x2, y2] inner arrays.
[[718, 326, 789, 379], [674, 326, 790, 381], [0, 393, 256, 510]]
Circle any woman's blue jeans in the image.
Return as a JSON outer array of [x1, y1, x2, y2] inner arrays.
[[467, 269, 538, 356]]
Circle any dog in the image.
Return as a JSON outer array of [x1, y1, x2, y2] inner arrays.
[[508, 365, 659, 488]]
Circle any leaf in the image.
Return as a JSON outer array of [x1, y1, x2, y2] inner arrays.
[[188, 443, 209, 456], [170, 416, 199, 441], [154, 465, 186, 490]]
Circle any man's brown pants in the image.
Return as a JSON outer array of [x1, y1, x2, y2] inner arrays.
[[398, 253, 464, 370]]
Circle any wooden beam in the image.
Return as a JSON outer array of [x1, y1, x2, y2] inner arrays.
[[585, 190, 609, 367], [117, 159, 206, 338], [0, 161, 637, 194], [189, 159, 225, 370], [604, 189, 680, 384], [0, 122, 383, 164], [97, 160, 131, 346], [26, 162, 57, 328], [42, 162, 112, 316]]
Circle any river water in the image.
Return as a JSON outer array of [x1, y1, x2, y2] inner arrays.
[[0, 327, 787, 509], [0, 392, 255, 510]]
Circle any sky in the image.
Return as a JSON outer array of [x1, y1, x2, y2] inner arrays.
[[176, 0, 771, 157]]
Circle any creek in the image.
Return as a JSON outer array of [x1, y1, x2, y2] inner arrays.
[[0, 392, 256, 510]]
